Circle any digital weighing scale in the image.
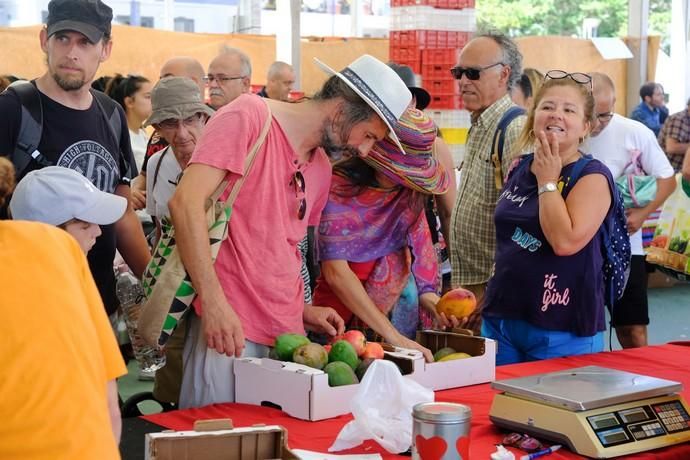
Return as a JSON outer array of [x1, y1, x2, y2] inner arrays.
[[489, 366, 690, 458]]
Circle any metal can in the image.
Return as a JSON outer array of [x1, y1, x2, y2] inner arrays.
[[412, 402, 472, 460]]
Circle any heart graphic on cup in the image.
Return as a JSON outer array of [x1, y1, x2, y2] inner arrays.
[[415, 434, 448, 460], [456, 436, 470, 459]]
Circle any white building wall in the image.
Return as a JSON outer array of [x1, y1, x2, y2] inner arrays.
[[0, 0, 239, 34], [0, 0, 389, 37]]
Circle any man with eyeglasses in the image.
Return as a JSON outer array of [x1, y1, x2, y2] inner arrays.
[[582, 72, 676, 349], [206, 46, 252, 110], [448, 31, 526, 335], [169, 54, 412, 408]]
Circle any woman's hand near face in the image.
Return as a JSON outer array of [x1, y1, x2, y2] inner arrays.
[[532, 130, 562, 186]]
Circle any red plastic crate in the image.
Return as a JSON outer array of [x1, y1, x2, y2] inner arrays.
[[432, 0, 475, 8], [428, 94, 464, 109], [390, 46, 422, 63], [421, 48, 457, 66], [421, 63, 454, 81], [394, 58, 422, 74], [390, 30, 427, 49], [389, 31, 470, 50], [426, 79, 458, 95]]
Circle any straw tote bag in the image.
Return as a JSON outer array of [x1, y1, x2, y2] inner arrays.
[[139, 104, 272, 347]]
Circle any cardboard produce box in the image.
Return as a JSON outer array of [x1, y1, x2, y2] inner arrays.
[[234, 346, 424, 421], [145, 419, 298, 460], [411, 329, 496, 391], [235, 333, 496, 421]]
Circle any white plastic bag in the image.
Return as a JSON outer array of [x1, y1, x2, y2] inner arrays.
[[329, 360, 434, 454]]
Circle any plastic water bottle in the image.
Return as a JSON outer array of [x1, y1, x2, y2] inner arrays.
[[115, 266, 165, 375]]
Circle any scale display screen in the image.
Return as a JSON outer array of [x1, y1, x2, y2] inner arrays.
[[619, 407, 649, 424], [588, 413, 620, 430], [596, 427, 630, 446]]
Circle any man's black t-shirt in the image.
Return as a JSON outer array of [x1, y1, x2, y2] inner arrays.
[[0, 85, 137, 315]]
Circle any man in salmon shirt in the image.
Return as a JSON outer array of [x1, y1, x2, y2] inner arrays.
[[169, 55, 412, 408]]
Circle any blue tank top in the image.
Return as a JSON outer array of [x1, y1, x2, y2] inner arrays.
[[483, 155, 615, 337]]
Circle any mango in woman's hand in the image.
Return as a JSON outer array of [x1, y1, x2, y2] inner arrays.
[[436, 288, 476, 319]]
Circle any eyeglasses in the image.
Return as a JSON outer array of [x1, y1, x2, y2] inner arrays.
[[291, 171, 307, 220], [596, 111, 614, 122], [544, 70, 593, 91], [157, 113, 203, 131], [450, 62, 504, 80], [203, 74, 246, 84]]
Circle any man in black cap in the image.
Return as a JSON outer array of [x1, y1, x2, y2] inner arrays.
[[0, 0, 151, 317], [389, 62, 457, 292]]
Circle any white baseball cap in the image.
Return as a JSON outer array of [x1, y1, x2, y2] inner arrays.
[[10, 166, 127, 226]]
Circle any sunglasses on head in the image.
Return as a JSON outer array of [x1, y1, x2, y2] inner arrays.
[[544, 70, 593, 91], [450, 62, 504, 80], [291, 171, 307, 220]]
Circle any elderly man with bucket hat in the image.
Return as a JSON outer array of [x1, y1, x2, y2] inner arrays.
[[144, 76, 214, 239], [169, 54, 412, 408], [141, 76, 214, 405]]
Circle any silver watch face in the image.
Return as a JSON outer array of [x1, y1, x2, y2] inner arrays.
[[540, 182, 557, 194]]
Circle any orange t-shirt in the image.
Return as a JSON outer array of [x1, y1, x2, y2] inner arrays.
[[0, 221, 127, 460]]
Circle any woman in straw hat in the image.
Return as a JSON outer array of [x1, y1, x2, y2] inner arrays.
[[312, 108, 460, 362]]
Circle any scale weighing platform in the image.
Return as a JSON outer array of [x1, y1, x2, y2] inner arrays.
[[489, 366, 690, 458]]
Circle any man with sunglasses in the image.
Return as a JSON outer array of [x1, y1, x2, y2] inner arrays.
[[582, 72, 676, 349], [449, 32, 526, 334]]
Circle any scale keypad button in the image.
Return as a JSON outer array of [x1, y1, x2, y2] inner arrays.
[[653, 401, 690, 433]]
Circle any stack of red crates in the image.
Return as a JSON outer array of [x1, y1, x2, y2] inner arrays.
[[389, 1, 475, 109]]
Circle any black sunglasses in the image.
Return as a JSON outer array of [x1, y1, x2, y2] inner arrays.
[[450, 62, 504, 80], [544, 70, 593, 91], [291, 171, 307, 220]]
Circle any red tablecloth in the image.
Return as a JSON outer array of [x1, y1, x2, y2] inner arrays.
[[143, 342, 690, 459]]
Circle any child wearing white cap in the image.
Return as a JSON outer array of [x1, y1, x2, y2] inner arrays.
[[10, 166, 127, 253]]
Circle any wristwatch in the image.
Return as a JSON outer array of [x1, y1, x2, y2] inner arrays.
[[538, 182, 558, 195]]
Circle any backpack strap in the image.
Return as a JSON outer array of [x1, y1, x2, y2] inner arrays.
[[91, 88, 122, 146], [151, 146, 171, 191], [491, 105, 526, 190], [6, 81, 51, 179]]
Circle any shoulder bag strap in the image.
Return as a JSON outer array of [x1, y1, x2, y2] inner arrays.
[[206, 101, 273, 211]]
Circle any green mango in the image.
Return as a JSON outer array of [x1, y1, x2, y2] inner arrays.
[[328, 340, 359, 370], [433, 347, 457, 362], [293, 343, 329, 370], [324, 361, 359, 387], [274, 333, 310, 361]]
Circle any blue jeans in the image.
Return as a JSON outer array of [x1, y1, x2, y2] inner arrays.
[[482, 316, 604, 365]]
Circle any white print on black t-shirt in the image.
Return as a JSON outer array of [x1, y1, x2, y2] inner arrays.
[[541, 273, 570, 312], [499, 185, 529, 208], [57, 140, 120, 193]]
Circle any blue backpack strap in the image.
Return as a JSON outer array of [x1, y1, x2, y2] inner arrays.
[[491, 106, 526, 189], [6, 81, 52, 179]]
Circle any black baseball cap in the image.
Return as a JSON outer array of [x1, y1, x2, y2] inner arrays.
[[388, 63, 431, 111], [46, 0, 113, 44]]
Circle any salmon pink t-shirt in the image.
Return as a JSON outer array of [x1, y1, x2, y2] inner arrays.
[[189, 94, 331, 346]]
